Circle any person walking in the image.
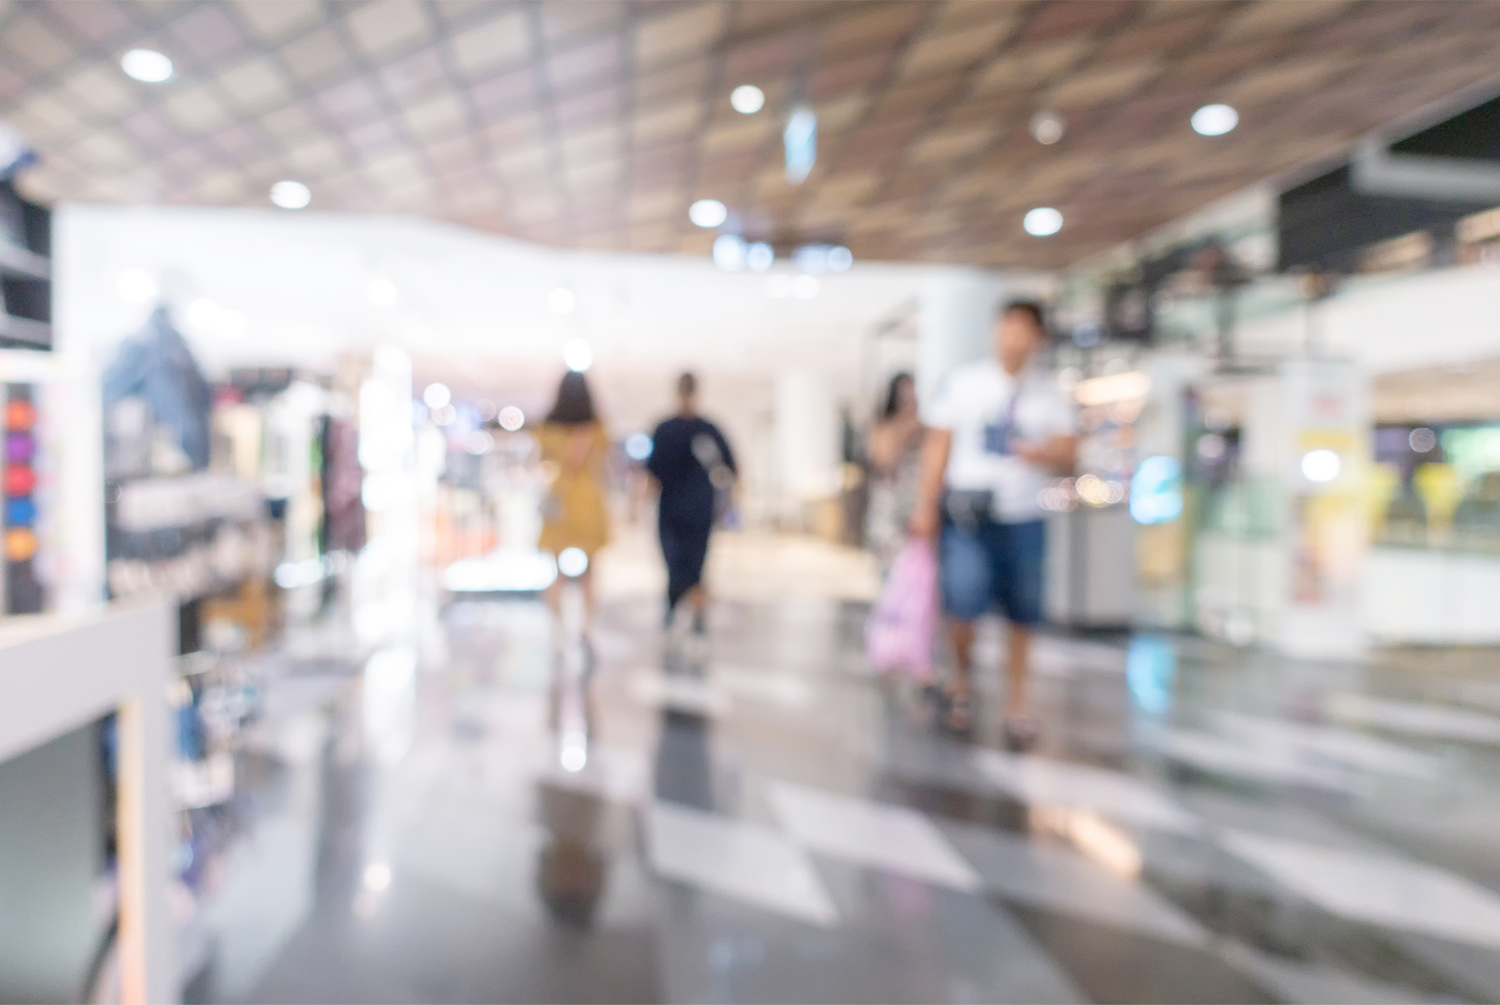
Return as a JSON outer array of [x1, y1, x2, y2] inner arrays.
[[865, 372, 925, 575], [646, 372, 736, 636], [908, 301, 1077, 748], [536, 371, 610, 638]]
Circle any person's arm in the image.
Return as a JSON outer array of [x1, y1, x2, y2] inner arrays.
[[1015, 435, 1077, 474], [711, 423, 737, 477], [907, 427, 952, 540]]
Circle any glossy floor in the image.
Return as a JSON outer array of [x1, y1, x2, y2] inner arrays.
[[189, 576, 1500, 1003]]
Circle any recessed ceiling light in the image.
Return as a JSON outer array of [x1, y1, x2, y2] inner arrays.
[[689, 198, 727, 228], [1023, 207, 1063, 237], [1192, 103, 1238, 137], [269, 180, 311, 209], [1030, 111, 1065, 145], [730, 84, 765, 114], [121, 49, 172, 83]]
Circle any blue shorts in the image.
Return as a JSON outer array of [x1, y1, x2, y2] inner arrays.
[[940, 518, 1045, 624]]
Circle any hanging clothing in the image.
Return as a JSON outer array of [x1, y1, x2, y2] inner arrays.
[[102, 306, 213, 470]]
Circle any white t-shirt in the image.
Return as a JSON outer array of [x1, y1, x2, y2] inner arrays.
[[926, 359, 1075, 523]]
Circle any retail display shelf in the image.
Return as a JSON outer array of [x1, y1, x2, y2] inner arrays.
[[0, 240, 50, 280], [0, 312, 50, 347]]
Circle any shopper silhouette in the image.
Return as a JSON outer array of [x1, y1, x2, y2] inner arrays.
[[646, 373, 736, 636]]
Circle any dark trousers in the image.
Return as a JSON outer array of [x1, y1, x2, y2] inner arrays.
[[659, 517, 711, 610]]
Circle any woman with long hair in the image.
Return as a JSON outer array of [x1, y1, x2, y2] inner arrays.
[[865, 372, 924, 574], [536, 370, 609, 637]]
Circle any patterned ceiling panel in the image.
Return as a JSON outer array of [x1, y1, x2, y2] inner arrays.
[[4, 0, 1500, 268]]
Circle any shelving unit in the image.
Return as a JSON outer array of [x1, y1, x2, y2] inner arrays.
[[0, 180, 51, 352]]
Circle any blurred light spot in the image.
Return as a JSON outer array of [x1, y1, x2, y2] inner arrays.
[[1409, 427, 1437, 452], [560, 732, 587, 772], [557, 547, 589, 577], [747, 242, 775, 271], [784, 107, 817, 184], [1126, 635, 1176, 715], [1301, 449, 1341, 482], [1130, 456, 1182, 524], [1192, 103, 1238, 136], [270, 180, 311, 209], [443, 549, 557, 592], [1024, 207, 1063, 236], [1030, 111, 1065, 145], [826, 246, 853, 272], [689, 199, 727, 228], [121, 48, 172, 82], [1197, 433, 1226, 461], [498, 406, 525, 431], [625, 432, 653, 460], [465, 430, 493, 455], [423, 383, 451, 409], [116, 268, 157, 303], [431, 404, 456, 426], [367, 276, 398, 308], [564, 338, 592, 372], [730, 84, 764, 114], [713, 233, 748, 271], [363, 862, 392, 892], [548, 287, 575, 314]]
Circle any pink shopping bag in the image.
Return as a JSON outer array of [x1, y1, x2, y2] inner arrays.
[[865, 540, 937, 682]]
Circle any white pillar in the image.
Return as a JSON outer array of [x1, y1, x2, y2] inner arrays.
[[914, 268, 1007, 413], [773, 369, 840, 525]]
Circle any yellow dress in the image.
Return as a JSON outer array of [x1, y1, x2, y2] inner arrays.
[[536, 420, 610, 557]]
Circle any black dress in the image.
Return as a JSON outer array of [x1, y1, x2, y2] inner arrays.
[[645, 415, 736, 609]]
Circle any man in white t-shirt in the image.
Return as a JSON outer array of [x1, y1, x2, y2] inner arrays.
[[909, 300, 1077, 748]]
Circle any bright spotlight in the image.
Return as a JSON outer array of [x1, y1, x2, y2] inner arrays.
[[423, 383, 451, 409], [1024, 207, 1063, 236], [557, 547, 589, 577], [624, 433, 653, 460], [563, 338, 592, 372], [498, 406, 525, 431], [548, 287, 576, 314], [465, 430, 494, 455], [1301, 449, 1341, 483], [747, 242, 774, 271], [121, 49, 172, 83], [270, 180, 311, 209], [560, 732, 587, 772], [1192, 103, 1238, 137], [730, 84, 765, 114], [116, 268, 157, 303], [689, 199, 728, 228]]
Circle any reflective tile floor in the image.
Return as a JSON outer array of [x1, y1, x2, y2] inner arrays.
[[188, 587, 1500, 1004]]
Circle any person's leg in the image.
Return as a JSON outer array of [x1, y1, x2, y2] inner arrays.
[[939, 524, 992, 727], [660, 518, 683, 627], [996, 520, 1046, 742], [682, 525, 712, 634]]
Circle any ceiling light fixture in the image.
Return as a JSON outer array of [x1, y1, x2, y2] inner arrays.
[[689, 199, 727, 228], [713, 234, 748, 271], [1191, 103, 1238, 137], [1030, 111, 1065, 145], [1023, 207, 1063, 237], [121, 49, 173, 83], [784, 107, 817, 184], [423, 383, 451, 409], [730, 84, 765, 114], [269, 180, 311, 209]]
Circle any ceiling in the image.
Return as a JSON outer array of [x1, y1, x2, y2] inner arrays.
[[6, 1, 1500, 268]]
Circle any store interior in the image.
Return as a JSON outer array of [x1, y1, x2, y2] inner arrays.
[[3, 2, 1500, 1004]]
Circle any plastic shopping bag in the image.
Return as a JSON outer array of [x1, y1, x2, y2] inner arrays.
[[864, 540, 937, 682]]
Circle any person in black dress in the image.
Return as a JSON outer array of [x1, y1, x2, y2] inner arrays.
[[645, 372, 736, 634]]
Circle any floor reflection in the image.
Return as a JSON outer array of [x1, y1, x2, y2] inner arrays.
[[184, 571, 1500, 1004]]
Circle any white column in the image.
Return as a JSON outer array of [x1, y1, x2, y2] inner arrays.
[[773, 369, 840, 525], [914, 268, 1007, 413]]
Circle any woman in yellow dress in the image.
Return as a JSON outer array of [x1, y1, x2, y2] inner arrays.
[[535, 371, 610, 633]]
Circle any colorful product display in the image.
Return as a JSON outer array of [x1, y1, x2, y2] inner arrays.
[[3, 383, 41, 613]]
